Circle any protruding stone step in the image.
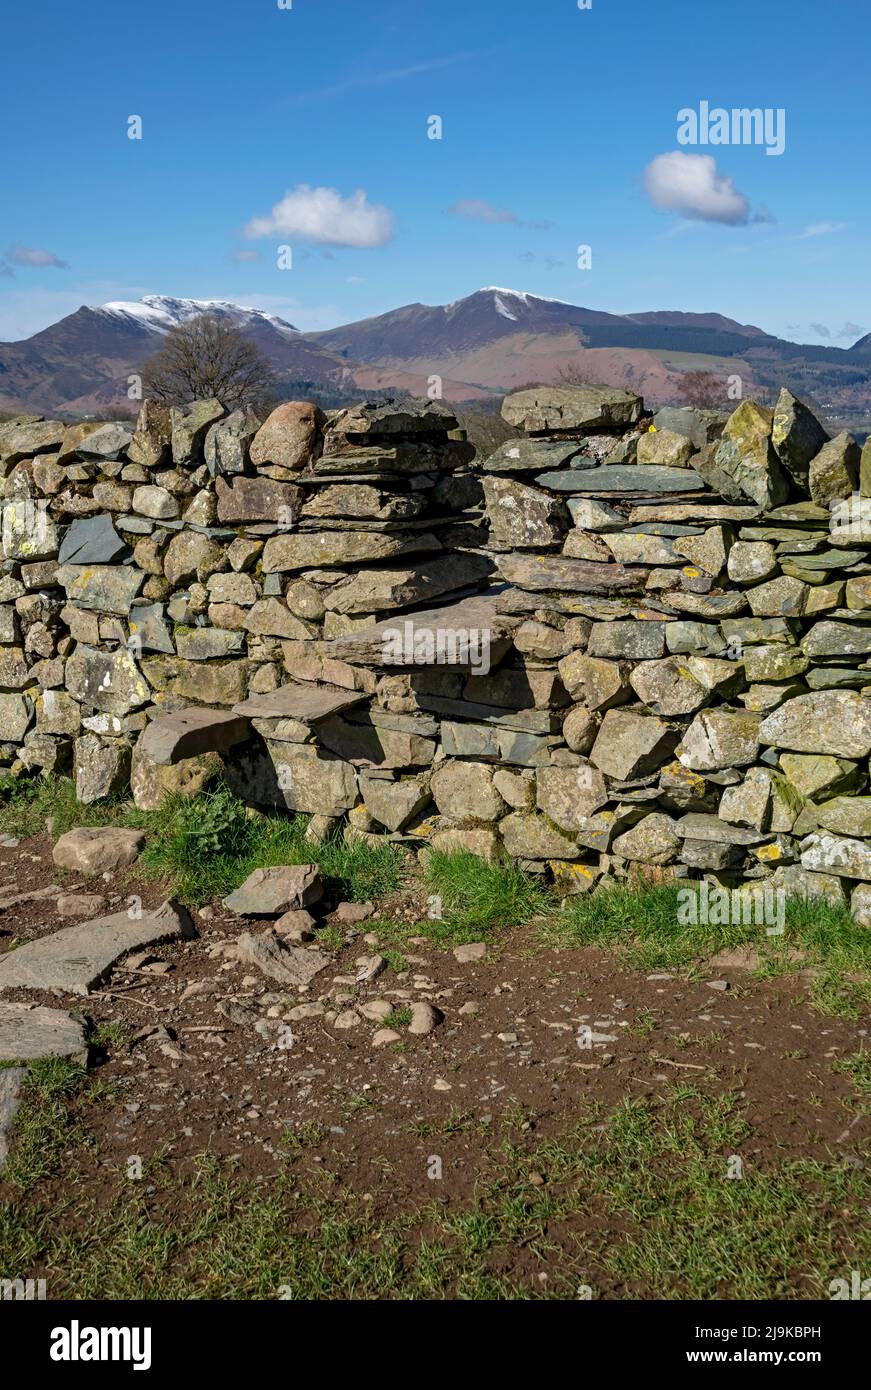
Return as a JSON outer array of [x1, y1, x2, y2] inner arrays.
[[232, 682, 367, 722], [140, 706, 251, 766], [0, 899, 195, 996], [328, 593, 519, 668]]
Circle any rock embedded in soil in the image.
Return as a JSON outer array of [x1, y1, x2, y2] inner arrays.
[[235, 929, 329, 989], [0, 899, 195, 996], [0, 1002, 89, 1063], [52, 826, 146, 876]]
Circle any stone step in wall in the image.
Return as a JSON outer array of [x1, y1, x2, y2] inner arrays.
[[4, 381, 871, 919]]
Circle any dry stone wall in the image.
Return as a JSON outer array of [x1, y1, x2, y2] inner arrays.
[[3, 382, 871, 921]]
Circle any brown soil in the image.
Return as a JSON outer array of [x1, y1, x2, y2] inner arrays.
[[1, 832, 869, 1298]]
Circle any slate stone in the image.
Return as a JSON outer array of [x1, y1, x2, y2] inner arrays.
[[0, 1002, 88, 1063], [501, 384, 642, 433], [140, 707, 251, 766], [482, 439, 590, 473], [58, 514, 129, 566], [535, 465, 705, 494], [0, 900, 194, 996], [233, 683, 367, 722]]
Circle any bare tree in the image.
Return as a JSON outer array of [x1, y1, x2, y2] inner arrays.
[[675, 370, 727, 410], [140, 314, 274, 410]]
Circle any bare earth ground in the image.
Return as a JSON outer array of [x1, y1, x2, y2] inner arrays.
[[1, 831, 870, 1301]]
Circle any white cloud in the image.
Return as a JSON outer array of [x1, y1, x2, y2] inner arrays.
[[5, 242, 70, 269], [642, 152, 751, 225], [244, 185, 395, 248]]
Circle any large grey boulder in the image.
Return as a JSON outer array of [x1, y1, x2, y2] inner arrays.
[[590, 710, 674, 781], [760, 691, 871, 758], [771, 388, 829, 489], [249, 401, 324, 471], [56, 564, 143, 615], [713, 401, 788, 508], [483, 477, 568, 549], [65, 645, 151, 717], [171, 399, 226, 464], [677, 709, 761, 770]]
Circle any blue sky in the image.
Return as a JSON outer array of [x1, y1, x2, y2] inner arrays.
[[0, 0, 867, 345]]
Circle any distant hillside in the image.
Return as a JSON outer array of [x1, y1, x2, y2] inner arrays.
[[1, 288, 869, 432]]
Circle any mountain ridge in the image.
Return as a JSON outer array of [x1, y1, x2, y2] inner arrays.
[[1, 288, 868, 428]]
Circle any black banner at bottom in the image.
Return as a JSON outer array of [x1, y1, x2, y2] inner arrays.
[[0, 1297, 865, 1373]]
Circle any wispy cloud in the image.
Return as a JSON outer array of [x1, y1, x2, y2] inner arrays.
[[794, 221, 849, 240], [5, 241, 70, 270], [244, 185, 395, 248], [446, 199, 553, 231], [297, 48, 494, 102], [810, 320, 864, 341]]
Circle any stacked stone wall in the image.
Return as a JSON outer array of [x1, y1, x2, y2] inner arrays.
[[3, 382, 871, 918]]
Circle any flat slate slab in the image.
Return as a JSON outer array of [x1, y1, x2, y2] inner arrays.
[[329, 593, 519, 667], [0, 1002, 89, 1063], [0, 899, 194, 997], [0, 1067, 25, 1172], [535, 465, 707, 494], [233, 682, 368, 722], [496, 553, 648, 594], [482, 439, 592, 473], [58, 513, 129, 566], [140, 707, 251, 766]]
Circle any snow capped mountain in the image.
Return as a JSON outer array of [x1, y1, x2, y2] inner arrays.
[[94, 294, 300, 339]]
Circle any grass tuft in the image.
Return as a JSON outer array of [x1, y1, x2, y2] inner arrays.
[[418, 850, 550, 944]]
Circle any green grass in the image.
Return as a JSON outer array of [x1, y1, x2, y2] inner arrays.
[[0, 776, 405, 908], [0, 775, 131, 841], [382, 1007, 412, 1030], [1, 1083, 867, 1299], [0, 1057, 99, 1189], [541, 881, 871, 1013], [138, 786, 405, 906], [416, 850, 550, 945]]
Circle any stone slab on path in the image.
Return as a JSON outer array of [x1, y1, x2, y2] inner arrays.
[[0, 899, 195, 997], [140, 707, 251, 766], [236, 929, 329, 989], [0, 1002, 89, 1063]]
